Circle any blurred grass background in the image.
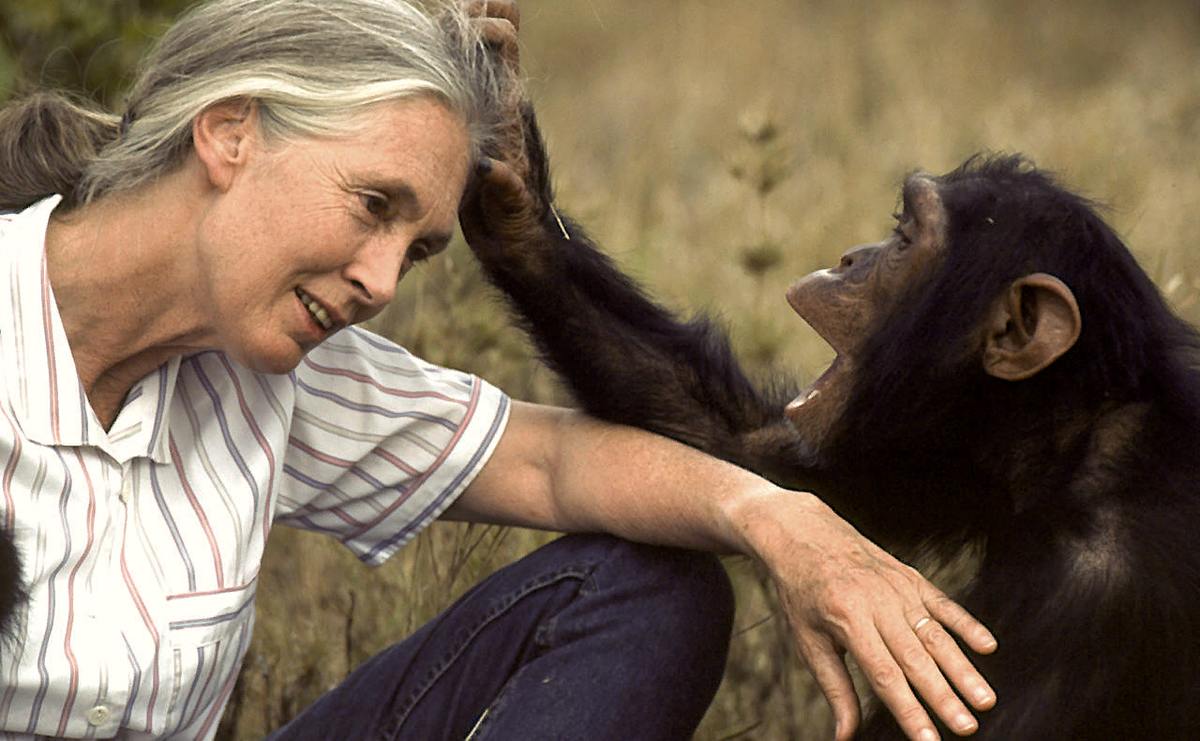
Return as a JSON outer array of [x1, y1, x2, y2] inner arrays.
[[4, 0, 1199, 738]]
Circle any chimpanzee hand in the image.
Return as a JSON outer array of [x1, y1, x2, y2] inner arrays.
[[458, 0, 557, 262], [742, 490, 998, 741]]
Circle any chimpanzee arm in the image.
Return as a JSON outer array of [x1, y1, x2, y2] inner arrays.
[[459, 106, 811, 485]]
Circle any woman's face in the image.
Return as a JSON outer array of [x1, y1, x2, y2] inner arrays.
[[195, 96, 471, 374]]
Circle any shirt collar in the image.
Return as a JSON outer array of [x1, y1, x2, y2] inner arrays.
[[1, 196, 177, 464]]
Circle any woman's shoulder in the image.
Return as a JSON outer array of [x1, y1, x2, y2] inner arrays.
[[303, 326, 448, 381], [297, 326, 503, 410]]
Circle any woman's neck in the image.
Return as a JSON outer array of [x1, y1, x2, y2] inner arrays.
[[43, 168, 215, 428]]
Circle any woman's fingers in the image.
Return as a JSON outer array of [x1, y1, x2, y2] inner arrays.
[[925, 590, 998, 663], [795, 631, 862, 741], [760, 495, 998, 741], [873, 611, 983, 738]]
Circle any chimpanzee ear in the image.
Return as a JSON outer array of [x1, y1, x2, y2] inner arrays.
[[982, 273, 1081, 380]]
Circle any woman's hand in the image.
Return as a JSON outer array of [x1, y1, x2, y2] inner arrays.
[[737, 490, 998, 741]]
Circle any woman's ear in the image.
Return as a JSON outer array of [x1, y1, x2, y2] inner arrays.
[[982, 273, 1081, 380], [192, 99, 258, 192]]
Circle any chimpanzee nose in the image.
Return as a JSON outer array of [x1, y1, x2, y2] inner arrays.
[[837, 244, 879, 274]]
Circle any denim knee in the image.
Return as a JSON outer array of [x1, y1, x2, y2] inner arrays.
[[557, 534, 736, 681]]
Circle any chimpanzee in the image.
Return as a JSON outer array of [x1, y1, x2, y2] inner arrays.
[[459, 111, 1200, 739]]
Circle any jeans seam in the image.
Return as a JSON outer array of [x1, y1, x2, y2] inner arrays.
[[379, 561, 595, 739]]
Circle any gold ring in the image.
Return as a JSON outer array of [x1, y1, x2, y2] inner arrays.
[[913, 616, 933, 632]]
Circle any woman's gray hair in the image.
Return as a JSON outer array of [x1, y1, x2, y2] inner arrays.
[[0, 0, 510, 211]]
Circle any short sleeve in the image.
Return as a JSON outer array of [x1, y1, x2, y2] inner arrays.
[[274, 327, 509, 565]]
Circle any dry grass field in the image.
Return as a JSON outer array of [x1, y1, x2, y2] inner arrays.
[[15, 0, 1191, 738]]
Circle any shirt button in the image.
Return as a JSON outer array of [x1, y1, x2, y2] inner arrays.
[[86, 705, 111, 726]]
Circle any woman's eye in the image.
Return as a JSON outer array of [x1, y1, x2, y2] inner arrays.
[[407, 243, 430, 264], [362, 193, 389, 219]]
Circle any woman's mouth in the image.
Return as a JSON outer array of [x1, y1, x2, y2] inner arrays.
[[295, 288, 335, 331]]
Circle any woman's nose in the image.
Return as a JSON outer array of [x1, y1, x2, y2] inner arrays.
[[343, 239, 408, 311]]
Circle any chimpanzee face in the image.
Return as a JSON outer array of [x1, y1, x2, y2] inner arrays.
[[783, 174, 949, 447]]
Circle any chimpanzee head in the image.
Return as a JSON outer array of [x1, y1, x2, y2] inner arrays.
[[783, 154, 1189, 467]]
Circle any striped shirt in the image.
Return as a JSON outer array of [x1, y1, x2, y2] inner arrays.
[[0, 197, 510, 739]]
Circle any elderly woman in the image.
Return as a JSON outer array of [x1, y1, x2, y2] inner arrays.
[[0, 0, 996, 739]]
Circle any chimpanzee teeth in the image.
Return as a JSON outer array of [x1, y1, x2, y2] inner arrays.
[[295, 288, 334, 331]]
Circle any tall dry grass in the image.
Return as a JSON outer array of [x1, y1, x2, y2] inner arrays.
[[219, 1, 1200, 739]]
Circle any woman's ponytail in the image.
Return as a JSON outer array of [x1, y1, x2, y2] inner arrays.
[[0, 92, 120, 212]]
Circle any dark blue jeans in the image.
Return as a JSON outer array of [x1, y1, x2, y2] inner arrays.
[[265, 534, 736, 740]]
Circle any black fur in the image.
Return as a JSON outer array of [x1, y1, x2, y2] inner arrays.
[[463, 141, 1200, 739], [0, 530, 21, 642]]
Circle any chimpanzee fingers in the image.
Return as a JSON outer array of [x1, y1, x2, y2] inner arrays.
[[462, 2, 533, 185], [475, 16, 520, 74], [466, 1, 520, 77], [466, 0, 519, 30]]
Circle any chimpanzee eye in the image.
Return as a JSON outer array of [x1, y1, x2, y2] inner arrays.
[[891, 212, 913, 248]]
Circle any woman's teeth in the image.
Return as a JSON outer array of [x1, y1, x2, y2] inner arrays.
[[296, 288, 334, 331]]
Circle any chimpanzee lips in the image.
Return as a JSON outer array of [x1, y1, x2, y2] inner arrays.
[[295, 288, 335, 331]]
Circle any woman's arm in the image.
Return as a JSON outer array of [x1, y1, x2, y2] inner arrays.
[[444, 401, 996, 741]]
